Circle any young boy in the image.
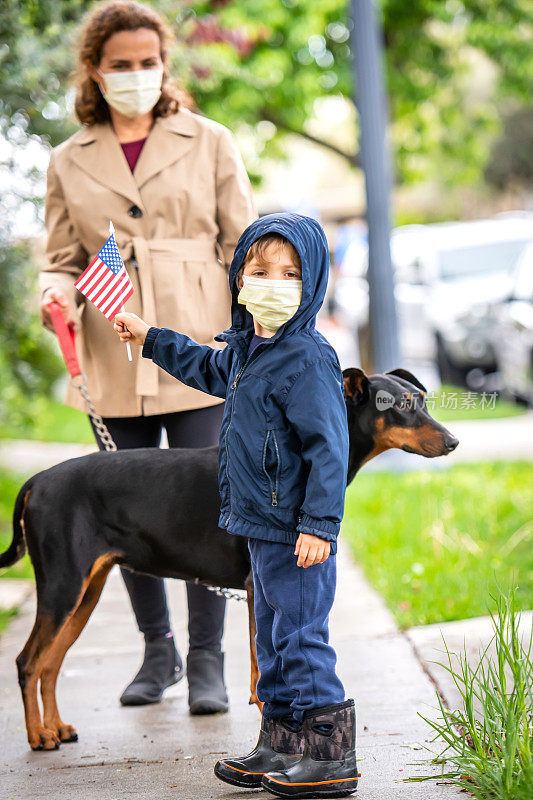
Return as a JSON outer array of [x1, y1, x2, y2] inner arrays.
[[114, 212, 358, 798]]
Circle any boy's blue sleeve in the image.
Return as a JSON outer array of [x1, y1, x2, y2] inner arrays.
[[142, 327, 233, 399], [282, 358, 349, 550]]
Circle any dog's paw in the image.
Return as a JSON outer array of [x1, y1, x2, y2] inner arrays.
[[29, 728, 61, 751], [59, 724, 78, 743]]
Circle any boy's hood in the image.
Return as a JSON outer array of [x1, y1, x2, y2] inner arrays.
[[215, 212, 330, 353]]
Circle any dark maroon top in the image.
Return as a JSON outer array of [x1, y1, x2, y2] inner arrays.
[[120, 137, 147, 172]]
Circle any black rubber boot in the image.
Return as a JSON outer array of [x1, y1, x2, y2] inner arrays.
[[214, 714, 304, 788], [120, 635, 184, 706], [262, 699, 359, 798], [187, 648, 229, 715]]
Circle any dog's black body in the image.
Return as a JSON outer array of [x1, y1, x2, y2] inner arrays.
[[1, 368, 458, 750], [17, 445, 250, 596]]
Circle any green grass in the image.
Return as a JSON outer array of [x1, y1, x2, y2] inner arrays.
[[406, 585, 533, 799], [343, 461, 533, 629], [430, 384, 526, 422], [0, 397, 94, 444], [0, 470, 34, 580], [0, 469, 31, 634], [0, 470, 35, 635], [0, 607, 18, 635]]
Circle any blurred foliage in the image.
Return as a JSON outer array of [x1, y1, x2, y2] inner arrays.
[[0, 239, 63, 432], [0, 0, 532, 186], [0, 397, 94, 443], [0, 0, 531, 432]]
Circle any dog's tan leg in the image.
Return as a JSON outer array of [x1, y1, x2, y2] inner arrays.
[[14, 488, 60, 750], [16, 612, 63, 751], [40, 557, 115, 742], [245, 572, 263, 713]]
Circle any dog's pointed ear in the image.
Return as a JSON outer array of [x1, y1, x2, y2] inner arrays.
[[343, 368, 369, 404], [385, 368, 427, 394]]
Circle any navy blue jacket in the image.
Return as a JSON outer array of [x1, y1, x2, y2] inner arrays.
[[142, 213, 349, 554]]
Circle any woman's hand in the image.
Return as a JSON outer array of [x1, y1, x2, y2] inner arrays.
[[294, 533, 331, 568], [40, 288, 78, 332], [114, 312, 150, 346]]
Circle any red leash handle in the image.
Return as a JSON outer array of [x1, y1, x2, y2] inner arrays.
[[45, 301, 117, 451], [47, 301, 82, 378]]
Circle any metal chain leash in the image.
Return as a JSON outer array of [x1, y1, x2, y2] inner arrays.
[[195, 580, 247, 602], [47, 302, 117, 453], [70, 374, 117, 452]]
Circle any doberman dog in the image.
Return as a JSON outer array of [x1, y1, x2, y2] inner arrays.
[[1, 367, 458, 751]]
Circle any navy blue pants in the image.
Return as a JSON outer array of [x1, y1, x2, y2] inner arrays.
[[248, 538, 345, 722]]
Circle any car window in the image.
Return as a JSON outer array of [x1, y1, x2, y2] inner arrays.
[[437, 239, 530, 281]]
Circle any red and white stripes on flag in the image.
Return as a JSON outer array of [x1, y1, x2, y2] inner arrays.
[[74, 231, 134, 320]]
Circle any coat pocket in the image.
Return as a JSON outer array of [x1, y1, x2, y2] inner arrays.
[[262, 429, 281, 507]]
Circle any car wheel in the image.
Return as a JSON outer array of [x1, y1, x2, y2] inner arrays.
[[511, 392, 530, 408]]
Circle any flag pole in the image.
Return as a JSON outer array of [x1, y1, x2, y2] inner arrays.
[[109, 220, 132, 362], [122, 304, 132, 362]]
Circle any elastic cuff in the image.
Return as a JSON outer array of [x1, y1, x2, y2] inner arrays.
[[142, 326, 161, 359], [296, 512, 339, 541]]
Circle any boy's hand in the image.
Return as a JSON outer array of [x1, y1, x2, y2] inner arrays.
[[114, 312, 150, 346], [294, 533, 330, 568]]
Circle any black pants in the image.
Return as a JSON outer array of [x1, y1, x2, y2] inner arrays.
[[90, 405, 226, 651]]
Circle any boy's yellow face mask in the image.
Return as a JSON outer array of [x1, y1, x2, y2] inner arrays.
[[237, 276, 303, 333]]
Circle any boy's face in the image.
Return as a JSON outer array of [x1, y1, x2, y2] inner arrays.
[[237, 242, 302, 290]]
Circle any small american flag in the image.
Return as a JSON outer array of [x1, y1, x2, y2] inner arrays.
[[74, 226, 134, 320]]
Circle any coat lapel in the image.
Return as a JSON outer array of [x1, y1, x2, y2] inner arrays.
[[133, 110, 198, 189], [70, 122, 143, 207], [70, 109, 198, 205]]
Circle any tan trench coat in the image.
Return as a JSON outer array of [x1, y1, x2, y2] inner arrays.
[[39, 108, 256, 417]]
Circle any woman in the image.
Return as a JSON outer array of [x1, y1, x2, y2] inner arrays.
[[39, 0, 256, 714]]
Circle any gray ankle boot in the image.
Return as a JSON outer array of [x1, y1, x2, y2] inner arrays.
[[186, 648, 228, 715], [120, 635, 183, 706]]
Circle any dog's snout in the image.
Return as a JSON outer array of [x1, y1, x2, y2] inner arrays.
[[444, 435, 459, 452]]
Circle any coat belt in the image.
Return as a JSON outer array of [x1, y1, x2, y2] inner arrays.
[[119, 237, 222, 398], [121, 237, 221, 263]]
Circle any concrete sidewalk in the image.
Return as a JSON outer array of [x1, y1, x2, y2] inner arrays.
[[407, 610, 533, 714], [0, 545, 462, 800]]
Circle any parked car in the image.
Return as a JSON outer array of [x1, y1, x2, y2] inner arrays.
[[333, 214, 533, 381], [491, 242, 533, 406]]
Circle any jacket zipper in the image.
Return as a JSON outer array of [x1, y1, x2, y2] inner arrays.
[[223, 367, 240, 526], [223, 343, 266, 527], [262, 429, 280, 506]]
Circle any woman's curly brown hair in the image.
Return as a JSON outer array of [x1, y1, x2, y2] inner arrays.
[[73, 0, 182, 125]]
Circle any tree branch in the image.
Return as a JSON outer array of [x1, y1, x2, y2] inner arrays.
[[261, 111, 360, 169]]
